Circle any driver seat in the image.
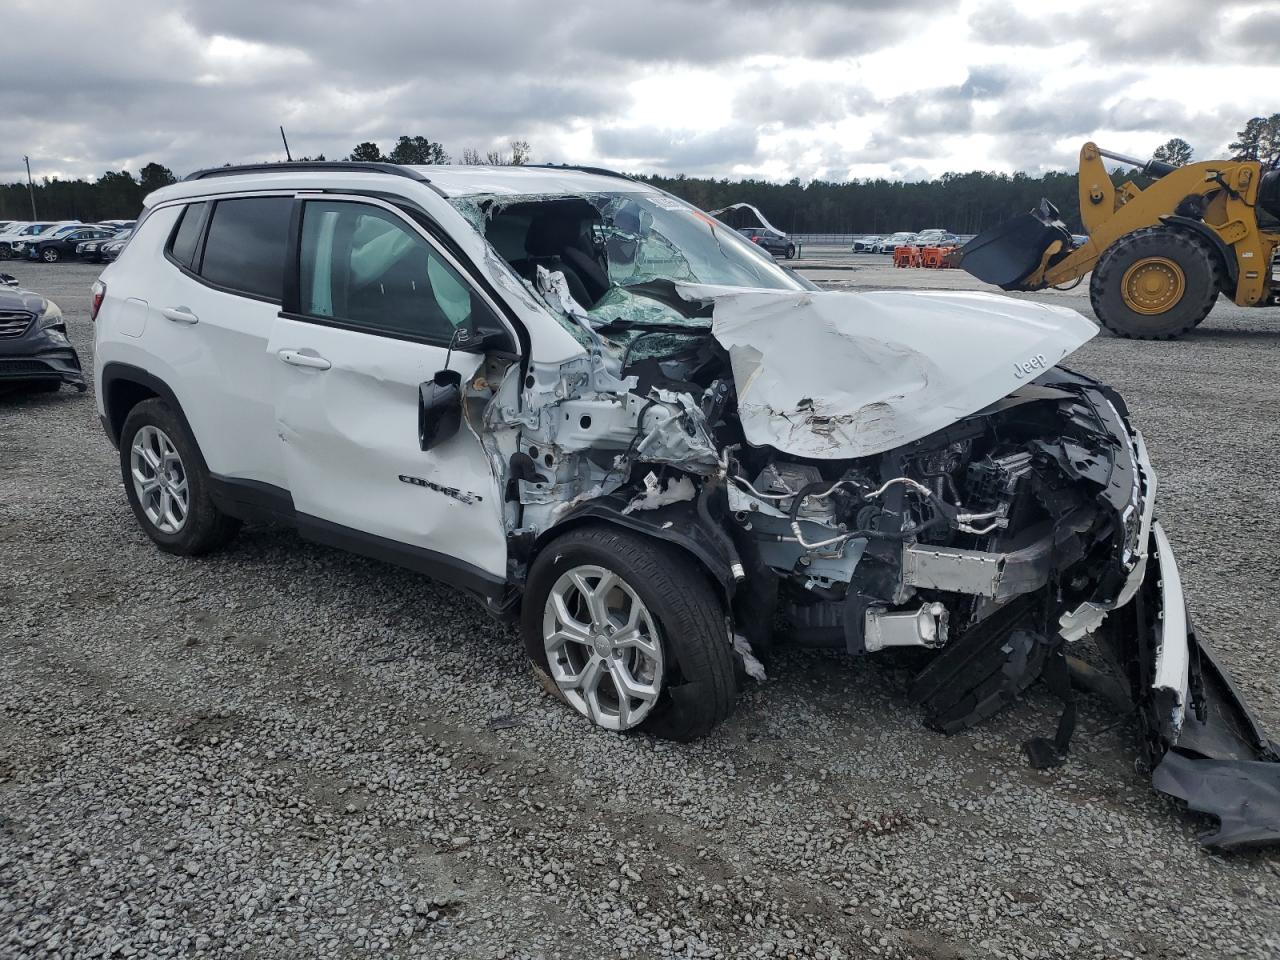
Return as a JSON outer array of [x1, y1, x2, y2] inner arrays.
[[521, 214, 609, 307]]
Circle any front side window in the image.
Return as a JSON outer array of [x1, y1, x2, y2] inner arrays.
[[298, 200, 484, 342], [199, 196, 292, 300]]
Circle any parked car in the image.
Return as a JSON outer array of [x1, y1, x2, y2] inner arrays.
[[874, 231, 918, 253], [90, 161, 1279, 845], [78, 228, 133, 263], [0, 222, 65, 259], [919, 232, 960, 248], [7, 222, 88, 260], [0, 273, 85, 392], [100, 232, 133, 263], [27, 226, 118, 263], [851, 235, 881, 252], [99, 219, 137, 230], [737, 226, 797, 259]]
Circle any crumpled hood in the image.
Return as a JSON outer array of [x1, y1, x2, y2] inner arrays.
[[696, 287, 1097, 459]]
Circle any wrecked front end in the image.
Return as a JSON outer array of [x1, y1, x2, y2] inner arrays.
[[457, 189, 1279, 849]]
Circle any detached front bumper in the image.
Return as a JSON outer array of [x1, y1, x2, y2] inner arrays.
[[1142, 524, 1280, 849]]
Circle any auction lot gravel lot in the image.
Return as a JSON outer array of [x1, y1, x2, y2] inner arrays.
[[3, 256, 1279, 959]]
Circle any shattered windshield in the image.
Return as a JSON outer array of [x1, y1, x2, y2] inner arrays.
[[450, 190, 809, 349]]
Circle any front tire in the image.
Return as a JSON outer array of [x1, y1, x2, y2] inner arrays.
[[40, 247, 61, 263], [1090, 227, 1223, 339], [521, 525, 737, 741], [119, 399, 240, 555]]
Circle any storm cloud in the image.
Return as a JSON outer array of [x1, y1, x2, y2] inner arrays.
[[4, 0, 1276, 184]]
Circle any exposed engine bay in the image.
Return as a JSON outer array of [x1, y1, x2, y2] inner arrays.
[[448, 189, 1280, 849]]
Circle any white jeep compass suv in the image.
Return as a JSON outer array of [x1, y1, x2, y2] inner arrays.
[[92, 161, 1280, 846]]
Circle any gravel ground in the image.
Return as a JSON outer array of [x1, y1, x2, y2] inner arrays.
[[2, 259, 1279, 960]]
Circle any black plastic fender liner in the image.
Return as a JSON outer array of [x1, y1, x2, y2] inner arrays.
[[1152, 750, 1280, 850], [907, 591, 1052, 734], [1148, 631, 1280, 849]]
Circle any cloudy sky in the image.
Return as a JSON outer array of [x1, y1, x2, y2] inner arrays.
[[5, 0, 1279, 185]]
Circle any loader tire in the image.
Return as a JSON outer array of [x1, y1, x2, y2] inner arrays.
[[1090, 227, 1223, 340]]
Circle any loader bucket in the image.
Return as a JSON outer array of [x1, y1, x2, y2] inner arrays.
[[958, 199, 1075, 290]]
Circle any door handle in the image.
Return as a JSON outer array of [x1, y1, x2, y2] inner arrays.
[[277, 349, 332, 370], [160, 306, 199, 324]]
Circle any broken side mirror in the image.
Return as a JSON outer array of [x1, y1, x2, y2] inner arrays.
[[452, 303, 516, 356], [419, 369, 463, 451], [452, 324, 514, 354]]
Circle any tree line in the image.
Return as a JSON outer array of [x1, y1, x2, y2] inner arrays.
[[3, 118, 1275, 232], [0, 162, 178, 225]]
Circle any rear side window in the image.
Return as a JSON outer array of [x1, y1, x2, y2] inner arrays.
[[199, 197, 293, 301], [167, 202, 207, 269]]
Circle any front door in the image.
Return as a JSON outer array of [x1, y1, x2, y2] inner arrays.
[[267, 196, 510, 584]]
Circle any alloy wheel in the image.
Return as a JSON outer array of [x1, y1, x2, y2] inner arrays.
[[542, 564, 664, 731], [130, 425, 189, 534]]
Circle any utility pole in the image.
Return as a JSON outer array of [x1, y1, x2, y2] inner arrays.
[[24, 155, 37, 219], [279, 126, 292, 162]]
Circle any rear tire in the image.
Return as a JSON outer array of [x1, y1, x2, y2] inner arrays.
[[1090, 227, 1223, 339], [521, 525, 737, 741], [40, 247, 61, 263], [784, 243, 797, 259], [119, 399, 240, 555]]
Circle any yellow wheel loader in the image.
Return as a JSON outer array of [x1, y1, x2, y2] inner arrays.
[[960, 142, 1280, 339]]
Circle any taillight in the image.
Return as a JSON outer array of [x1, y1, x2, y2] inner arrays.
[[90, 280, 105, 321]]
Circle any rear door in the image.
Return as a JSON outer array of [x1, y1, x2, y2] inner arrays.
[[151, 194, 294, 488], [266, 195, 511, 584]]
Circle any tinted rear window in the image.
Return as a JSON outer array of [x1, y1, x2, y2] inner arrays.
[[199, 197, 293, 301], [168, 202, 207, 269]]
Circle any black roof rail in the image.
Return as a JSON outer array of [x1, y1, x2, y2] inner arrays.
[[184, 161, 433, 184], [527, 163, 634, 182]]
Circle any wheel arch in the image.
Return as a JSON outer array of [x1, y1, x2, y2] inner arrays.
[[1159, 215, 1238, 291], [529, 498, 740, 607], [101, 362, 197, 453]]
